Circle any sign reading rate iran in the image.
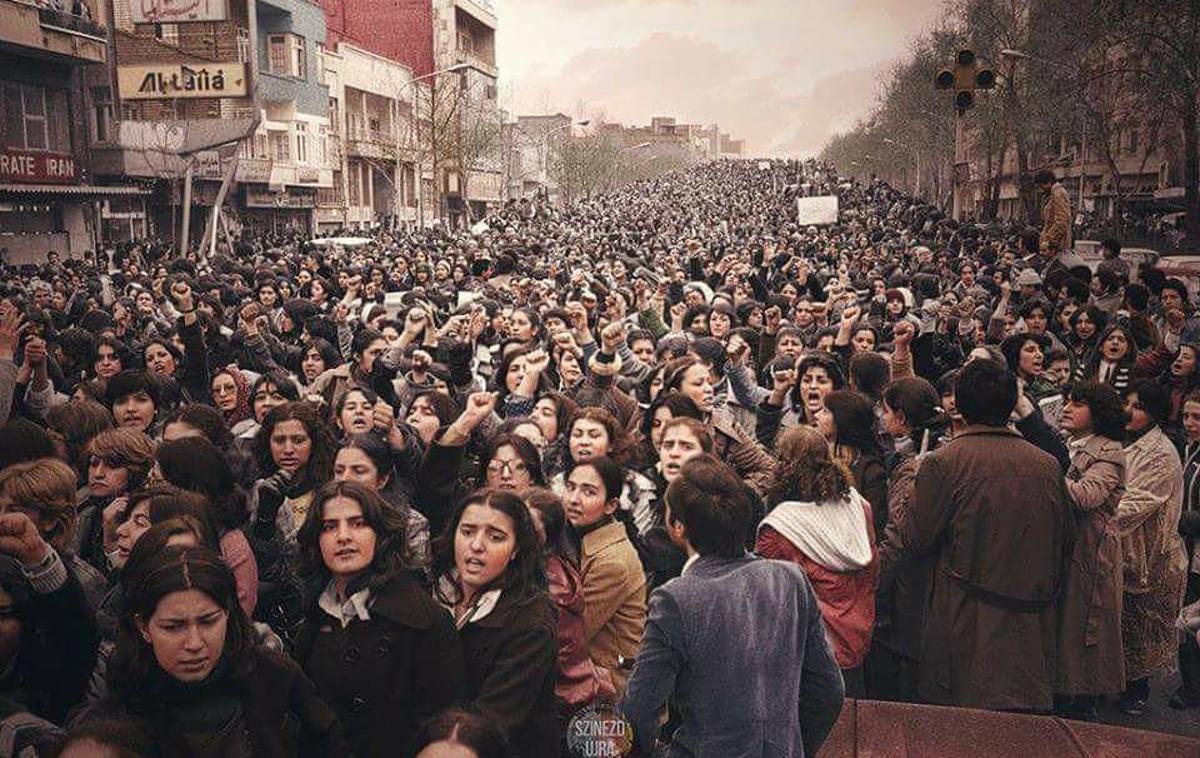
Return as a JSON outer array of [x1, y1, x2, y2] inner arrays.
[[0, 149, 78, 184], [118, 64, 248, 101], [131, 0, 227, 24]]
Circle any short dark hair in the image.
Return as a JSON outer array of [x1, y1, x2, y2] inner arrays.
[[1063, 277, 1091, 303], [58, 718, 161, 758], [955, 358, 1016, 426], [1162, 278, 1191, 306], [412, 708, 509, 758], [849, 352, 889, 399], [824, 390, 881, 455], [162, 403, 233, 448], [105, 370, 161, 409], [1034, 169, 1056, 186], [0, 420, 50, 475], [1101, 238, 1122, 257], [1066, 381, 1128, 439], [665, 454, 756, 558], [1124, 282, 1150, 311], [351, 327, 385, 357], [1129, 380, 1172, 428]]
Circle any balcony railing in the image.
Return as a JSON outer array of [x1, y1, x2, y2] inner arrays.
[[346, 125, 396, 145], [36, 6, 107, 40]]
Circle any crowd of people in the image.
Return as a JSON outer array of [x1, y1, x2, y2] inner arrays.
[[0, 157, 1197, 757]]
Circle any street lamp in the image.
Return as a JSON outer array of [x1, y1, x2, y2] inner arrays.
[[530, 118, 589, 200], [883, 137, 922, 198], [394, 62, 473, 228], [1000, 49, 1090, 210], [999, 48, 1077, 72]]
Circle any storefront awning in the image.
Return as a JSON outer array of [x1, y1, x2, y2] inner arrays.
[[0, 184, 151, 196]]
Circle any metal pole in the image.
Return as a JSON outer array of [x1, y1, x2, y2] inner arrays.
[[952, 111, 964, 221], [179, 156, 195, 255], [1078, 123, 1087, 212], [393, 98, 402, 229], [205, 150, 240, 260]]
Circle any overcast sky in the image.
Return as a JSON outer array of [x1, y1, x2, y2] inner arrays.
[[493, 0, 943, 157]]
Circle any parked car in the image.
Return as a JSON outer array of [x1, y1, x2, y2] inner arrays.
[[1074, 240, 1160, 280], [1155, 254, 1200, 301]]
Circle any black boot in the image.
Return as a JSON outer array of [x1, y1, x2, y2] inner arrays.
[[1119, 678, 1150, 715], [1170, 639, 1200, 710]]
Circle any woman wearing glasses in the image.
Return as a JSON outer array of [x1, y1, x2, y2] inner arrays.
[[479, 433, 545, 492]]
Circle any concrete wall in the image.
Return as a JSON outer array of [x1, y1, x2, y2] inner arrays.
[[342, 44, 411, 99]]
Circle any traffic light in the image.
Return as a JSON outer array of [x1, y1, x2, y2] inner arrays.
[[935, 49, 996, 112]]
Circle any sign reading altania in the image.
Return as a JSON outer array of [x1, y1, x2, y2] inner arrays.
[[0, 148, 78, 184], [118, 63, 247, 101]]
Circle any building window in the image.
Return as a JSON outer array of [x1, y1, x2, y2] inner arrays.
[[91, 86, 114, 144], [328, 97, 339, 132], [268, 35, 288, 76], [292, 36, 306, 79], [315, 42, 325, 83], [3, 83, 69, 153], [22, 86, 48, 150], [237, 28, 251, 63], [268, 34, 306, 78], [295, 123, 308, 163], [271, 132, 290, 161], [154, 23, 179, 45]]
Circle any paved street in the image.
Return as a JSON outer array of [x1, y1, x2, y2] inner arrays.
[[1096, 673, 1200, 738]]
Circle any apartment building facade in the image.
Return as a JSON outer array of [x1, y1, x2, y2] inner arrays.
[[0, 0, 126, 263], [88, 0, 335, 245]]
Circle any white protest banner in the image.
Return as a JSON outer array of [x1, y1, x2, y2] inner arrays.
[[795, 195, 839, 226]]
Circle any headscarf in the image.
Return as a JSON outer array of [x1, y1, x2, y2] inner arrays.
[[214, 365, 252, 428]]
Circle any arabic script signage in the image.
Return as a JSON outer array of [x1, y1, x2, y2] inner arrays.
[[118, 63, 247, 101], [131, 0, 227, 24]]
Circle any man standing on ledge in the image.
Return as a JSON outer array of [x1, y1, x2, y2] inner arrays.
[[1037, 169, 1075, 261], [620, 454, 844, 757], [901, 358, 1073, 711]]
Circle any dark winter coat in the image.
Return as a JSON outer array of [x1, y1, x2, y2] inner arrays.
[[457, 589, 560, 757], [83, 646, 348, 758], [297, 574, 465, 757]]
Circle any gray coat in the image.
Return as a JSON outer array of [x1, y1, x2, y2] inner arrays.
[[620, 554, 844, 758]]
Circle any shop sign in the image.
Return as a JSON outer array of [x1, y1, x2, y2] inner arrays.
[[0, 149, 78, 185], [245, 189, 315, 209], [118, 63, 248, 101], [131, 0, 227, 24]]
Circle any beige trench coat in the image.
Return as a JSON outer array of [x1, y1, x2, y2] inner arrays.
[[1118, 426, 1188, 679], [1058, 434, 1125, 695]]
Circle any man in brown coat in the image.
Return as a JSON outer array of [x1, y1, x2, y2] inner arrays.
[[1037, 169, 1074, 256], [902, 358, 1073, 711]]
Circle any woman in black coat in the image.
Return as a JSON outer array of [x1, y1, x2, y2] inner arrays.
[[295, 480, 464, 757], [81, 545, 347, 757], [432, 489, 560, 757], [0, 512, 98, 727]]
